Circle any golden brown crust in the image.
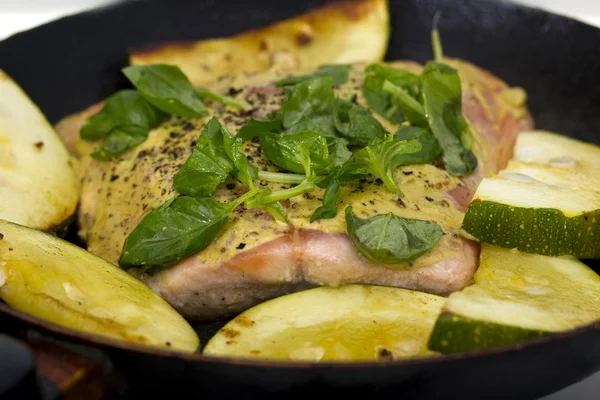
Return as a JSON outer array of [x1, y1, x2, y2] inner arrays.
[[128, 0, 389, 85]]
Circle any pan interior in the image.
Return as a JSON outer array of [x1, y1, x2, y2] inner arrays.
[[0, 0, 599, 361]]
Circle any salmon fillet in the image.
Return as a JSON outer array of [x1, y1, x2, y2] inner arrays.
[[55, 60, 532, 320]]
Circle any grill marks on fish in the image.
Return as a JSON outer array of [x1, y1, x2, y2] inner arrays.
[[55, 60, 532, 320]]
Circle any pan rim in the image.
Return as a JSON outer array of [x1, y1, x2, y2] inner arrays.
[[2, 300, 599, 368]]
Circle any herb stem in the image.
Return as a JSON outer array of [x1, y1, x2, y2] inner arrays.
[[382, 80, 426, 117], [257, 171, 306, 184], [385, 104, 399, 120], [227, 187, 260, 210], [246, 180, 315, 207], [195, 88, 253, 111], [432, 29, 444, 62]]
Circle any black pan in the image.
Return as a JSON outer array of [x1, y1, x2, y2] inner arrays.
[[1, 0, 599, 398]]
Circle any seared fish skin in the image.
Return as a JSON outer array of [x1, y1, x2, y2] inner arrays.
[[56, 60, 532, 320]]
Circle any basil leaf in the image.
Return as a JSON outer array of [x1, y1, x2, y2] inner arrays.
[[421, 62, 478, 176], [173, 117, 234, 197], [281, 77, 336, 136], [260, 131, 333, 175], [327, 137, 352, 168], [119, 196, 229, 268], [340, 135, 422, 194], [316, 64, 350, 85], [363, 64, 419, 124], [222, 132, 257, 186], [122, 64, 208, 117], [345, 206, 443, 264], [382, 80, 429, 127], [283, 115, 338, 138], [392, 126, 441, 166], [310, 177, 341, 222], [90, 127, 148, 161], [333, 99, 387, 146], [236, 117, 283, 141], [274, 64, 350, 87], [267, 108, 284, 121], [81, 90, 165, 141], [365, 64, 420, 82], [195, 87, 252, 111]]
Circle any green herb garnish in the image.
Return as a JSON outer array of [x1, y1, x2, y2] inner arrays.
[[333, 99, 387, 147], [382, 80, 428, 127], [122, 64, 208, 117], [80, 90, 166, 160], [119, 196, 230, 268], [421, 62, 477, 176], [274, 64, 350, 87], [362, 64, 419, 124], [310, 175, 341, 222], [246, 143, 317, 223], [259, 131, 333, 175], [340, 136, 422, 194], [80, 90, 165, 141], [195, 87, 253, 111], [392, 125, 441, 166], [173, 117, 235, 197], [235, 117, 283, 141], [281, 77, 337, 137], [90, 127, 149, 161], [327, 137, 353, 167], [345, 206, 443, 264]]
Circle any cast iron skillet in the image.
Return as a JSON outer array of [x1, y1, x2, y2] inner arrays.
[[1, 0, 599, 398]]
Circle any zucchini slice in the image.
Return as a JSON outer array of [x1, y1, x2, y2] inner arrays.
[[461, 130, 600, 258], [0, 70, 79, 232], [428, 244, 600, 354], [204, 285, 444, 361], [0, 219, 199, 352], [514, 130, 600, 171]]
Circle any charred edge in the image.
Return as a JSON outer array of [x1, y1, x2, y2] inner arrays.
[[234, 316, 255, 327], [296, 32, 313, 46], [311, 0, 379, 21], [220, 328, 241, 339], [129, 40, 198, 58], [129, 0, 378, 58]]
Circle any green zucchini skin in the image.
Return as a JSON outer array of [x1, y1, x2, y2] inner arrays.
[[461, 200, 600, 258], [427, 313, 551, 354]]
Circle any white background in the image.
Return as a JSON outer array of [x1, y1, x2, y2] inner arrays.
[[0, 1, 598, 399]]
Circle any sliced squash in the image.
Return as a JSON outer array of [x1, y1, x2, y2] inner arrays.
[[204, 284, 444, 361], [461, 130, 600, 258], [0, 219, 199, 352], [0, 70, 79, 232], [129, 0, 390, 85], [513, 130, 600, 171], [428, 244, 600, 354]]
